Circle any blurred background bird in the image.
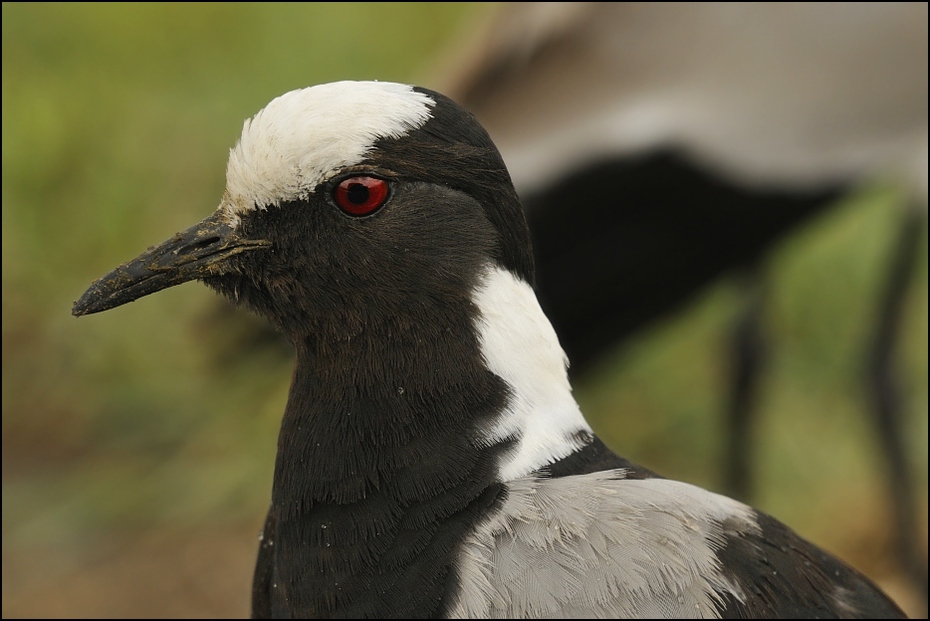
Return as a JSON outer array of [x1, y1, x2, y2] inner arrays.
[[434, 2, 928, 610], [2, 3, 926, 618]]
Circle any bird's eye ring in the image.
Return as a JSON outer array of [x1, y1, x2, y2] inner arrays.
[[333, 176, 390, 217]]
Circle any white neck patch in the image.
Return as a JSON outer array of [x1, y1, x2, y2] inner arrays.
[[472, 266, 592, 481], [221, 81, 435, 222]]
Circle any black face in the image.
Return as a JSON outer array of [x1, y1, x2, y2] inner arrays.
[[207, 172, 499, 338]]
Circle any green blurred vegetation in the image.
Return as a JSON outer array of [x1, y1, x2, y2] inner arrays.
[[2, 3, 927, 618]]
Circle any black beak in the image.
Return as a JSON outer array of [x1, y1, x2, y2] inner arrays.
[[72, 212, 271, 316]]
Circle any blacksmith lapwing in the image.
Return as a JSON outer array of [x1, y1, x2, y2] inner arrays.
[[73, 81, 907, 618]]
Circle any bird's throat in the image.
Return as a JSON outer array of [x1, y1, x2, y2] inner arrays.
[[264, 331, 511, 616]]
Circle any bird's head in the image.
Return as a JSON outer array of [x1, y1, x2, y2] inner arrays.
[[73, 80, 589, 484], [72, 81, 534, 340]]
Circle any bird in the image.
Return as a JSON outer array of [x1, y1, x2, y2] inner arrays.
[[73, 80, 907, 618]]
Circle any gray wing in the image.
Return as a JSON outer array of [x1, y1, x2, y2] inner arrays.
[[448, 470, 904, 618]]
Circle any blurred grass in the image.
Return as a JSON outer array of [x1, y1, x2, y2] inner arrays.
[[2, 3, 927, 618]]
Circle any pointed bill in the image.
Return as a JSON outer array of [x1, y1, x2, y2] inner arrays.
[[72, 213, 270, 316]]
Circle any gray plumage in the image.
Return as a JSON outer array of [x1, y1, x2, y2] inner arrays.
[[451, 471, 754, 618]]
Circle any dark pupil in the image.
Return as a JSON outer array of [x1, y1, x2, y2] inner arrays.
[[347, 183, 369, 204]]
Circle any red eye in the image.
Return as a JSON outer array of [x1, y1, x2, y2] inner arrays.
[[333, 176, 390, 216]]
